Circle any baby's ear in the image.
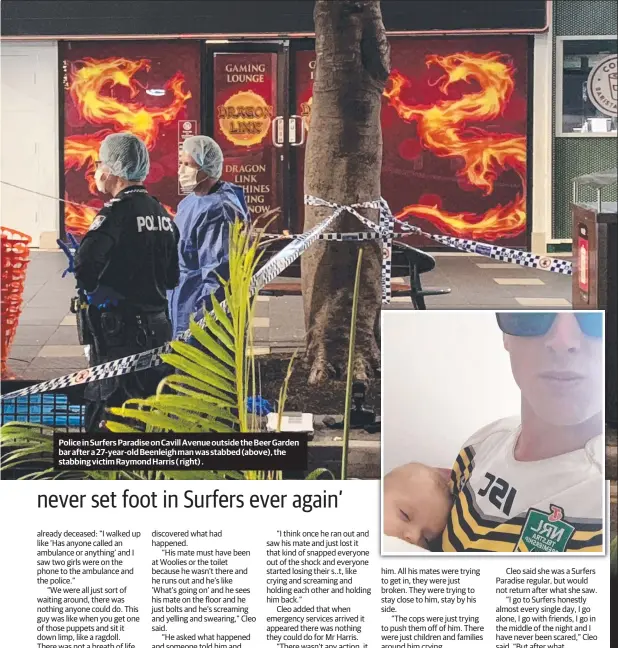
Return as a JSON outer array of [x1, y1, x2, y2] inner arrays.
[[435, 468, 452, 483]]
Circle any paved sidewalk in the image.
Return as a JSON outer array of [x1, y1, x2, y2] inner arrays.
[[388, 253, 572, 310], [261, 252, 573, 350], [5, 251, 273, 380], [5, 250, 573, 380]]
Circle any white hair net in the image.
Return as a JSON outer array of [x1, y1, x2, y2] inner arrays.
[[99, 133, 150, 182], [183, 136, 223, 180]]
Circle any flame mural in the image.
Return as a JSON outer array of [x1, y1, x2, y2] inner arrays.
[[384, 52, 527, 241], [63, 195, 102, 235], [294, 40, 528, 241], [63, 49, 197, 235]]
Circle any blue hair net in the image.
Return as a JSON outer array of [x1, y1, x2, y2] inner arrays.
[[99, 133, 150, 182], [182, 136, 223, 180]]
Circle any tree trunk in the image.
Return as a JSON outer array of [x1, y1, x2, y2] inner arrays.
[[301, 0, 390, 385]]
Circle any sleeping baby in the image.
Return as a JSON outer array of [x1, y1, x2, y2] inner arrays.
[[383, 462, 452, 551]]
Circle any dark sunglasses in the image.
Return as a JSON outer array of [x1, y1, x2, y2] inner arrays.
[[496, 312, 603, 338]]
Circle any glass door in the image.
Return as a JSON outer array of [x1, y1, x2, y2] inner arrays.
[[206, 42, 289, 232], [288, 39, 315, 233]]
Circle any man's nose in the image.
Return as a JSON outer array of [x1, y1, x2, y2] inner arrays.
[[545, 314, 582, 352]]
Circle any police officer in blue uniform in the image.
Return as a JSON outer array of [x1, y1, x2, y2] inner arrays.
[[74, 133, 179, 432]]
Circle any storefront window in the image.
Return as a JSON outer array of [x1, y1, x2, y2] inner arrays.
[[294, 37, 530, 245], [556, 37, 617, 137], [61, 41, 201, 237]]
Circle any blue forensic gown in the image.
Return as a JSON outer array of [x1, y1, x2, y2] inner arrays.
[[168, 182, 250, 338]]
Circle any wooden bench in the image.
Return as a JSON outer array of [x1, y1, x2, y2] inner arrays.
[[258, 240, 450, 309]]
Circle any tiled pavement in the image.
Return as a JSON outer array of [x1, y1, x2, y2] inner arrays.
[[386, 254, 572, 310], [4, 251, 275, 380], [259, 252, 573, 349], [4, 250, 573, 381]]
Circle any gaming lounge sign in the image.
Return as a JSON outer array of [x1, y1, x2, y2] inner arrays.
[[587, 54, 618, 119]]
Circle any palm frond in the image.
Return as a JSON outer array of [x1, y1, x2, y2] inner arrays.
[[171, 336, 235, 380], [159, 353, 236, 397], [306, 468, 335, 480], [0, 213, 333, 482], [186, 319, 235, 369]]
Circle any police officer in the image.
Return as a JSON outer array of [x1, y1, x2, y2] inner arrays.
[[74, 133, 180, 432]]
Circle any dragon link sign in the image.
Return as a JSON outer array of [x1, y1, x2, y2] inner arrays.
[[217, 91, 274, 147]]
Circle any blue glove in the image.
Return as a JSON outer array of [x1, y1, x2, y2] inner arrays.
[[86, 285, 124, 309], [247, 396, 274, 416], [57, 234, 80, 278]]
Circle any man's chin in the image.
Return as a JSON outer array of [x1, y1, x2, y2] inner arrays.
[[533, 404, 603, 428]]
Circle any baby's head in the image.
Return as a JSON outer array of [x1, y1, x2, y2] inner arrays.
[[383, 462, 452, 549]]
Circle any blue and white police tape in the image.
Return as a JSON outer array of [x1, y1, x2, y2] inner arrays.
[[262, 195, 573, 305], [304, 194, 394, 302], [0, 194, 572, 401], [378, 199, 572, 279], [0, 205, 346, 401], [263, 225, 573, 278]]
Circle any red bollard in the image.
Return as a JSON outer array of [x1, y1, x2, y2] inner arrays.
[[1, 227, 32, 379]]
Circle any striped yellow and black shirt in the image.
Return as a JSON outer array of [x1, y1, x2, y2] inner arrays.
[[440, 417, 603, 553]]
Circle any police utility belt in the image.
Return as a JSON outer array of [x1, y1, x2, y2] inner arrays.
[[70, 296, 160, 349]]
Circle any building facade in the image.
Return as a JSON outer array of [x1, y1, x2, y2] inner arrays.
[[551, 0, 617, 249], [2, 1, 614, 254]]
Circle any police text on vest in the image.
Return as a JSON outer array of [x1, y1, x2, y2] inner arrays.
[[137, 215, 173, 233]]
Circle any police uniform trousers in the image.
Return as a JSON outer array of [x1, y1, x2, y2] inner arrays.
[[84, 306, 172, 433]]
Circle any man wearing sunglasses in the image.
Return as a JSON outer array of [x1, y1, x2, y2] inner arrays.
[[440, 312, 604, 553]]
